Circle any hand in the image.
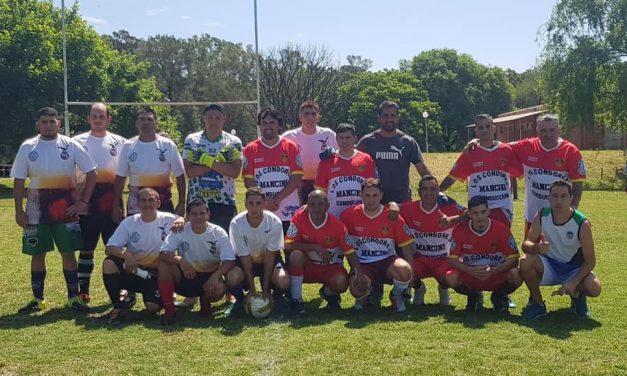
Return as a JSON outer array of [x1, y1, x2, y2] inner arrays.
[[471, 265, 491, 280], [265, 198, 280, 212], [537, 235, 550, 255], [188, 150, 217, 168], [66, 200, 88, 217], [218, 145, 240, 162], [174, 202, 186, 218], [111, 205, 125, 224], [438, 216, 453, 228], [319, 146, 336, 161], [171, 216, 185, 233], [462, 138, 480, 155], [351, 270, 369, 292], [178, 259, 196, 280], [387, 202, 399, 222], [315, 246, 331, 264], [15, 210, 27, 228], [122, 253, 138, 274], [552, 280, 578, 296]]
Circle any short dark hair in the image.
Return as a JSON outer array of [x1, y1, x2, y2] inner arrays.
[[418, 175, 439, 190], [257, 107, 284, 128], [336, 123, 356, 136], [137, 107, 157, 120], [186, 198, 209, 214], [474, 113, 493, 123], [362, 177, 382, 191], [299, 99, 320, 113], [377, 100, 399, 116], [203, 103, 225, 115], [467, 195, 489, 210], [245, 186, 267, 200], [37, 107, 59, 119], [549, 180, 573, 196]]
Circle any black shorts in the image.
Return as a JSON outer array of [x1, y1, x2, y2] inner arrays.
[[175, 266, 212, 297], [79, 215, 118, 251], [236, 254, 285, 291], [282, 221, 291, 236], [106, 256, 161, 306], [299, 179, 315, 205], [207, 203, 237, 232]]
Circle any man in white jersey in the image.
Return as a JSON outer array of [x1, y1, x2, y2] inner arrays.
[[73, 102, 126, 303], [521, 180, 600, 320], [103, 188, 179, 324], [227, 187, 290, 316], [158, 199, 242, 324], [12, 107, 97, 313], [112, 108, 186, 223], [283, 100, 338, 204]]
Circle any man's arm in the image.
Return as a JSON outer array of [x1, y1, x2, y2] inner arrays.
[[572, 182, 583, 209], [439, 176, 456, 192], [183, 159, 211, 179], [211, 159, 242, 179], [285, 241, 330, 263], [244, 177, 256, 189], [488, 257, 518, 275], [261, 251, 276, 298], [560, 220, 595, 294], [522, 214, 548, 255], [401, 244, 415, 266], [239, 255, 257, 295], [13, 178, 27, 228], [68, 170, 96, 217], [175, 174, 186, 216], [112, 175, 126, 223], [414, 161, 432, 177]]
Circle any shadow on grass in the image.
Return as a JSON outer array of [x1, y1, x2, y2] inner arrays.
[[0, 182, 12, 199]]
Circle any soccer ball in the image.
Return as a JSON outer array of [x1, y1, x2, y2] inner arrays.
[[245, 294, 272, 319]]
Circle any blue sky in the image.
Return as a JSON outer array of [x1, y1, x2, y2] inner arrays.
[[55, 0, 557, 73]]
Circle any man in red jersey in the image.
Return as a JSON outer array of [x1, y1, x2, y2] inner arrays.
[[446, 196, 522, 312], [400, 175, 465, 306], [340, 178, 414, 313], [285, 190, 361, 314]]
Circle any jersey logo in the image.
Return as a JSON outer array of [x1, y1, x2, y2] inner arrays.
[[159, 224, 168, 241], [157, 147, 168, 162], [129, 152, 138, 162], [389, 145, 405, 157], [207, 240, 217, 254], [450, 239, 457, 251], [295, 154, 303, 168], [324, 236, 334, 245], [280, 153, 288, 162], [566, 231, 574, 240], [357, 164, 365, 172], [242, 235, 249, 247], [180, 241, 190, 252], [555, 159, 564, 167], [286, 223, 298, 238], [130, 232, 141, 243], [28, 151, 39, 161], [577, 159, 587, 176], [381, 225, 390, 235], [318, 136, 329, 149], [500, 159, 507, 167], [108, 140, 119, 157], [508, 235, 518, 250], [58, 144, 70, 160]]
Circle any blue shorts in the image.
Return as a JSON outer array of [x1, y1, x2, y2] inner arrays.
[[539, 255, 581, 286]]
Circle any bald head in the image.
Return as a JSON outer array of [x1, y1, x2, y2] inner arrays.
[[306, 190, 329, 217], [307, 189, 328, 203], [88, 102, 111, 135]]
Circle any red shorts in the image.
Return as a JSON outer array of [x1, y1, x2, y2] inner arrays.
[[489, 208, 511, 228], [413, 256, 449, 280], [446, 269, 508, 292], [359, 256, 397, 284], [303, 259, 348, 285]]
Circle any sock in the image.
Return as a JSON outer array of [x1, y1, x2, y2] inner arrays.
[[228, 286, 245, 303], [63, 269, 79, 299], [370, 282, 384, 300], [495, 282, 517, 296], [31, 270, 46, 301], [77, 252, 95, 294], [391, 278, 411, 296], [452, 284, 474, 296], [158, 280, 175, 313], [288, 266, 304, 302], [322, 285, 334, 297], [103, 273, 122, 308]]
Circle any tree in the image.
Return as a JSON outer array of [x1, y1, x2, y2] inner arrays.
[[401, 49, 514, 150], [538, 0, 626, 137], [507, 68, 542, 109]]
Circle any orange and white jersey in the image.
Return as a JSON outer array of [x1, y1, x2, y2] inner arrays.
[[11, 135, 96, 224], [283, 126, 338, 180], [314, 150, 377, 217], [340, 204, 413, 264], [448, 142, 521, 224], [449, 219, 519, 267], [242, 136, 303, 221], [285, 208, 354, 265], [511, 138, 587, 222], [400, 200, 465, 259], [73, 131, 126, 216]]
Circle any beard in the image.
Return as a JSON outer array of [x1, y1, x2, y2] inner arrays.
[[381, 122, 397, 132]]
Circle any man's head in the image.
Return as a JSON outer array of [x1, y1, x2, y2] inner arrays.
[[361, 178, 383, 211], [202, 103, 226, 133], [186, 198, 210, 224], [88, 102, 112, 134], [467, 195, 490, 231], [136, 107, 158, 138], [137, 187, 161, 214], [536, 114, 560, 148], [474, 114, 495, 143], [245, 186, 267, 217], [548, 180, 574, 212], [299, 100, 320, 129], [36, 107, 61, 140], [336, 123, 357, 152], [376, 100, 400, 133], [257, 108, 283, 142], [306, 190, 329, 218], [418, 175, 439, 206]]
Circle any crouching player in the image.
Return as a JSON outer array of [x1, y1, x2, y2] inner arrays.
[[400, 175, 466, 306], [446, 196, 522, 312], [341, 178, 414, 312], [520, 180, 600, 320], [102, 188, 181, 324], [285, 190, 361, 314], [158, 199, 242, 324], [227, 187, 290, 316]]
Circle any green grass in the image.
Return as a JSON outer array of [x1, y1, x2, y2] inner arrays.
[[0, 151, 626, 375]]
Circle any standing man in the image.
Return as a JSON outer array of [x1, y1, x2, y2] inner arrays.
[[520, 180, 600, 320], [242, 108, 303, 233], [283, 100, 338, 203], [12, 107, 97, 313], [314, 123, 377, 217], [112, 108, 186, 223], [73, 102, 127, 303]]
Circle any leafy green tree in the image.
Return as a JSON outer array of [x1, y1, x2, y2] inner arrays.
[[507, 68, 542, 109]]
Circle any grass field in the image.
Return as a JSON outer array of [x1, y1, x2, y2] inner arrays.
[[0, 151, 625, 375]]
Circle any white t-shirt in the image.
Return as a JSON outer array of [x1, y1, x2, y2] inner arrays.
[[11, 135, 96, 224], [107, 211, 178, 267], [161, 221, 235, 272], [283, 126, 338, 180], [229, 210, 284, 263]]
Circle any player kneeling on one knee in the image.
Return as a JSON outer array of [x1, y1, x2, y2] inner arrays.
[[520, 180, 601, 320], [285, 190, 360, 314], [446, 195, 522, 313], [158, 199, 242, 324]]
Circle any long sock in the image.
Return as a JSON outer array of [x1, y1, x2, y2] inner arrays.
[[31, 271, 46, 301], [391, 278, 411, 296], [103, 273, 122, 308], [288, 265, 304, 302], [158, 280, 175, 313], [453, 284, 473, 296], [77, 252, 95, 294], [228, 286, 245, 303], [495, 282, 517, 296], [63, 270, 79, 299]]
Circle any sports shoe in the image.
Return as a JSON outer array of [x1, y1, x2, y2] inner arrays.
[[402, 287, 413, 304], [175, 296, 197, 309], [522, 301, 547, 321], [389, 292, 406, 313], [465, 291, 480, 312], [18, 298, 46, 314], [119, 294, 137, 310], [412, 283, 427, 306], [438, 286, 451, 306], [319, 287, 341, 310], [507, 295, 517, 309], [78, 293, 91, 304], [67, 296, 90, 312], [107, 308, 125, 325], [224, 301, 244, 317], [160, 309, 176, 325], [490, 292, 509, 313], [289, 300, 306, 315], [570, 295, 590, 317], [354, 297, 368, 310]]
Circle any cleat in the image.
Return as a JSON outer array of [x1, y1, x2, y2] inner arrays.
[[289, 300, 306, 315], [223, 301, 244, 317], [107, 308, 125, 325], [490, 292, 509, 313], [465, 291, 480, 312], [412, 283, 427, 306], [175, 296, 197, 309], [570, 295, 590, 317], [354, 297, 368, 310], [438, 286, 452, 306], [119, 294, 137, 310], [78, 293, 91, 304], [389, 292, 406, 313], [319, 287, 341, 310], [18, 299, 46, 314], [522, 301, 547, 321], [402, 287, 413, 304], [160, 309, 176, 325], [67, 296, 90, 312], [507, 295, 517, 309]]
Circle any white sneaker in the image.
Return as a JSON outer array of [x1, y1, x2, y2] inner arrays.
[[390, 292, 406, 313], [412, 283, 427, 305], [438, 286, 451, 306]]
